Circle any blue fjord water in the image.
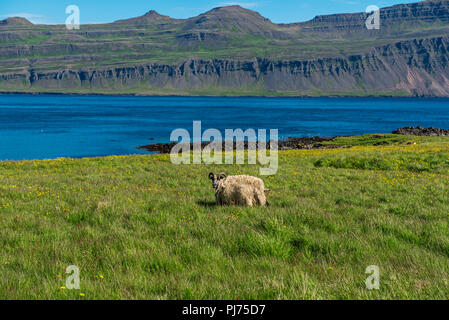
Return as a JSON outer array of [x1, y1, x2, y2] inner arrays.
[[0, 94, 448, 160]]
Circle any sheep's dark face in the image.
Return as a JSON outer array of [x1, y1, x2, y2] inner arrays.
[[209, 172, 226, 189]]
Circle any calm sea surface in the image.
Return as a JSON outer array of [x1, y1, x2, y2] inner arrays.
[[1, 94, 448, 160]]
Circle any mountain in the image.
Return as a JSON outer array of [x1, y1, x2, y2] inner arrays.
[[181, 6, 277, 35], [301, 0, 449, 29], [1, 0, 449, 96], [113, 10, 176, 25], [0, 17, 33, 26]]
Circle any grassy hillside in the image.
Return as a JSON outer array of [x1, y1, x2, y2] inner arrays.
[[2, 2, 449, 96], [0, 134, 448, 299], [2, 2, 449, 72]]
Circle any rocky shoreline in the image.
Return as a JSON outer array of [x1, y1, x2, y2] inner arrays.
[[137, 136, 351, 154], [137, 126, 448, 154], [392, 126, 449, 136]]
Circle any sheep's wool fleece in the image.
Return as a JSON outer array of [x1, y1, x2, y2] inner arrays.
[[216, 175, 267, 206]]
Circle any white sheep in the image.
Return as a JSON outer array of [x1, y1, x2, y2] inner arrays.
[[208, 172, 270, 207]]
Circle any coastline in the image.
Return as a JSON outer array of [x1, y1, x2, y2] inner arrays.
[[2, 127, 446, 162], [0, 90, 425, 98]]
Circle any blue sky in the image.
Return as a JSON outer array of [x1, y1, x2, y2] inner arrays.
[[0, 0, 418, 24]]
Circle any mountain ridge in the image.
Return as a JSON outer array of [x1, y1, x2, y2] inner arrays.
[[113, 10, 177, 25], [1, 0, 449, 96]]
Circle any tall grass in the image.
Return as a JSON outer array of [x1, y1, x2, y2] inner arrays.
[[0, 135, 448, 299]]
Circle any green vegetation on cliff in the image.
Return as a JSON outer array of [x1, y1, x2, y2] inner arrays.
[[1, 1, 449, 96]]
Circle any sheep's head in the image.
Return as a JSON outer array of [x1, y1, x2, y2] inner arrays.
[[208, 172, 226, 189]]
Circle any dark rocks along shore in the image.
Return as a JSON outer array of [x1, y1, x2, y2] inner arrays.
[[393, 126, 449, 136], [137, 126, 448, 154]]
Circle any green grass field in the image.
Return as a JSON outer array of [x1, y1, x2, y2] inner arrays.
[[0, 134, 448, 299]]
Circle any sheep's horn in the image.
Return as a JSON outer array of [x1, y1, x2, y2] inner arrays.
[[219, 172, 227, 179], [209, 172, 214, 180]]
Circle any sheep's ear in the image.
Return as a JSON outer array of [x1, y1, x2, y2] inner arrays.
[[219, 172, 227, 179], [209, 172, 214, 180]]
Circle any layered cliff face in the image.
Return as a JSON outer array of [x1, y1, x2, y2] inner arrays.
[[1, 35, 447, 96], [298, 0, 449, 32], [1, 1, 449, 96]]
